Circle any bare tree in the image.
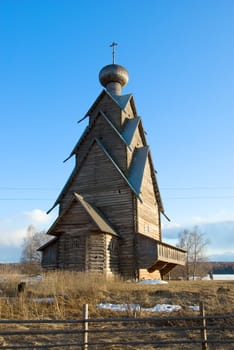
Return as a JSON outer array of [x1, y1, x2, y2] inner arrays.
[[177, 226, 209, 280], [21, 225, 49, 271]]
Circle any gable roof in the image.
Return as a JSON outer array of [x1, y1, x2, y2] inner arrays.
[[122, 117, 141, 146], [64, 110, 131, 163], [128, 146, 149, 196], [93, 138, 143, 201], [47, 137, 143, 214], [128, 146, 165, 214], [46, 192, 119, 237], [74, 192, 119, 236], [38, 236, 58, 251], [112, 93, 137, 115], [66, 112, 147, 164], [77, 89, 137, 123]]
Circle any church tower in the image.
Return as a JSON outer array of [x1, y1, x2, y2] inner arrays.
[[39, 50, 185, 280]]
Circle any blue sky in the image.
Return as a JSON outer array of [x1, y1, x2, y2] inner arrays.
[[0, 0, 233, 262]]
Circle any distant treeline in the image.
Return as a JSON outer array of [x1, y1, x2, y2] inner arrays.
[[209, 262, 234, 274], [0, 262, 233, 275]]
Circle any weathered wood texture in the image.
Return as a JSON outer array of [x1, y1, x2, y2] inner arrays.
[[89, 94, 122, 128], [41, 240, 58, 268], [58, 233, 86, 270], [137, 234, 157, 268], [137, 156, 161, 240], [105, 235, 119, 274], [41, 71, 186, 279], [139, 268, 161, 280], [157, 241, 186, 265], [75, 112, 128, 174], [121, 100, 136, 122]]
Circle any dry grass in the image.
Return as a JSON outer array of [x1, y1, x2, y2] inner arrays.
[[0, 272, 233, 349], [0, 271, 233, 319]]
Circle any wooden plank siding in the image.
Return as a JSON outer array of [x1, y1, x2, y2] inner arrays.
[[120, 102, 135, 124], [139, 268, 161, 280], [157, 241, 186, 266], [59, 141, 137, 278], [60, 142, 130, 211], [137, 156, 161, 240], [89, 94, 123, 129], [41, 241, 58, 269], [136, 234, 157, 268], [75, 113, 128, 174], [128, 123, 145, 149]]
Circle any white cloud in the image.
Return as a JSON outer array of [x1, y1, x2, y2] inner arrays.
[[0, 227, 26, 247], [162, 219, 234, 261], [162, 222, 181, 230], [180, 209, 234, 226], [0, 209, 56, 249], [24, 209, 51, 223]]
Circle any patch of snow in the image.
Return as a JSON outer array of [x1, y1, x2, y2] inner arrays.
[[138, 279, 168, 285], [97, 303, 141, 312], [212, 274, 234, 280], [32, 297, 54, 303], [97, 303, 181, 313], [188, 305, 200, 312], [144, 304, 181, 312]]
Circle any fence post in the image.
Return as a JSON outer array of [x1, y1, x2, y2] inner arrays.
[[200, 302, 208, 350], [82, 304, 89, 350]]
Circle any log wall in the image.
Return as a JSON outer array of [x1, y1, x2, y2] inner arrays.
[[85, 233, 105, 272], [42, 84, 183, 279], [58, 233, 86, 270], [59, 142, 136, 278], [105, 235, 119, 275]]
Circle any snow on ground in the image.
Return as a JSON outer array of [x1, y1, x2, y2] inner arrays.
[[32, 297, 54, 303], [138, 279, 168, 285], [207, 274, 234, 280], [97, 279, 199, 313], [188, 305, 200, 311], [97, 303, 183, 312], [97, 303, 201, 313]]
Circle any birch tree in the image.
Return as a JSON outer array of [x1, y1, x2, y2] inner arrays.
[[178, 226, 209, 280], [21, 225, 48, 269]]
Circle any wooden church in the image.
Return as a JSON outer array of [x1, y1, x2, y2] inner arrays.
[[39, 57, 185, 280]]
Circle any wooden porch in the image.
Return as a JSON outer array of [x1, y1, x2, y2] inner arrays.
[[148, 241, 186, 276]]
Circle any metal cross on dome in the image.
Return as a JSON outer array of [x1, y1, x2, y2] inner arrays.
[[110, 42, 118, 64]]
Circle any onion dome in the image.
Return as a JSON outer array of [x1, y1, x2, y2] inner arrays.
[[99, 64, 129, 96]]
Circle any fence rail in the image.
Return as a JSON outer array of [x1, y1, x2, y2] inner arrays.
[[0, 303, 233, 349]]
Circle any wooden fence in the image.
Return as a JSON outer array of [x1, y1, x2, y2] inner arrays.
[[0, 303, 233, 349]]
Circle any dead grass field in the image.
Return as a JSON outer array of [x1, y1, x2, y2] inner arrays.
[[0, 271, 233, 349], [0, 271, 233, 319]]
